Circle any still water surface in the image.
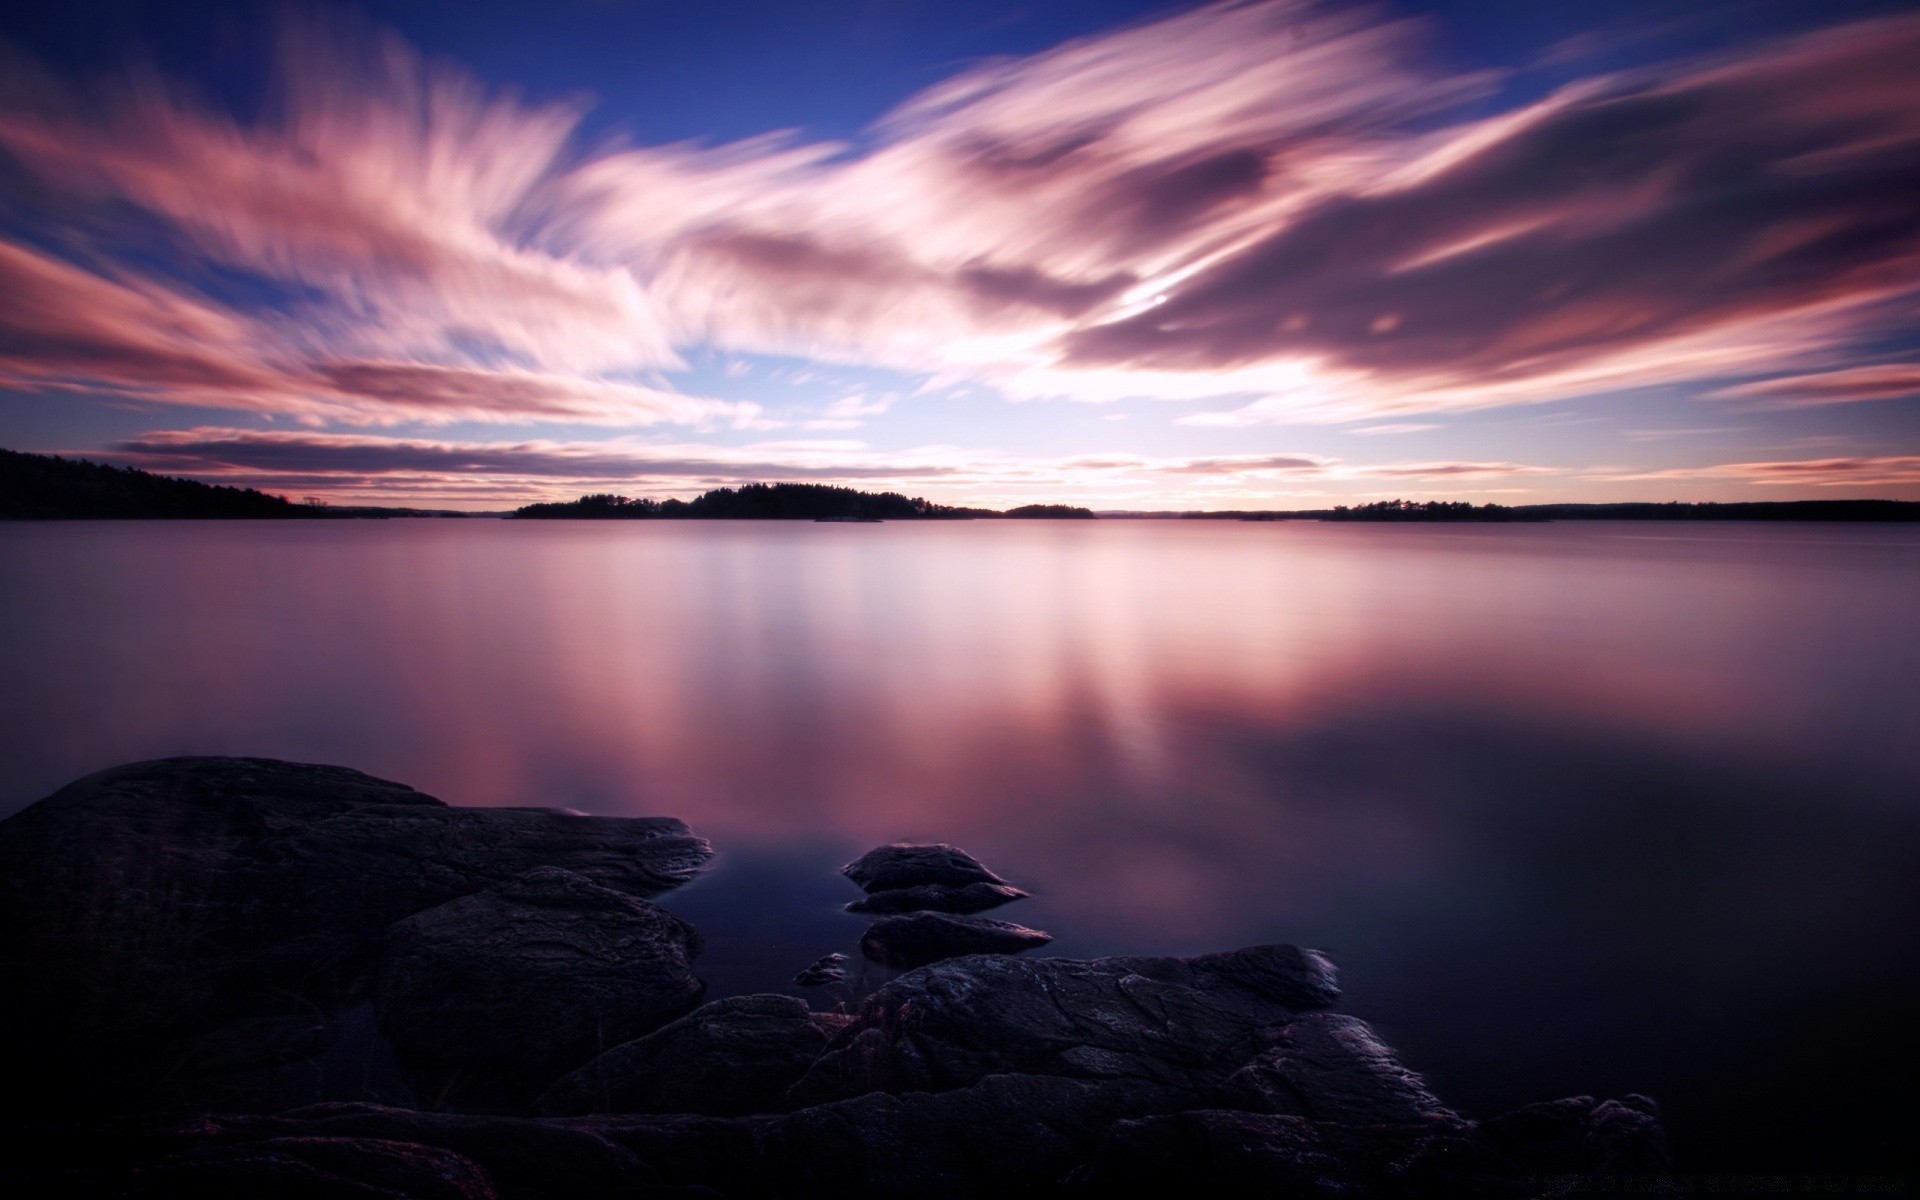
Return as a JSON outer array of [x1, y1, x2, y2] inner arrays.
[[2, 519, 1916, 1168]]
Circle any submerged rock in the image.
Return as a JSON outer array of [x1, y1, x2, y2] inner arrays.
[[791, 952, 850, 988], [537, 994, 832, 1117], [859, 912, 1052, 969], [375, 867, 704, 1111], [0, 756, 711, 1116], [842, 843, 1008, 893], [844, 880, 1029, 915]]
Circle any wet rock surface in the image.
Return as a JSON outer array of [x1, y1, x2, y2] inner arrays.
[[841, 842, 1008, 892], [790, 952, 849, 989], [859, 911, 1054, 969], [0, 759, 1671, 1197], [843, 880, 1028, 915]]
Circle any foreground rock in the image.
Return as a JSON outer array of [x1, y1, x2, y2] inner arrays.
[[842, 843, 1008, 892], [791, 952, 850, 988], [0, 761, 1672, 1196], [859, 911, 1053, 969], [844, 880, 1028, 915], [790, 945, 1343, 1106], [376, 867, 705, 1111], [537, 995, 834, 1117], [0, 757, 711, 1117], [7, 944, 1668, 1196]]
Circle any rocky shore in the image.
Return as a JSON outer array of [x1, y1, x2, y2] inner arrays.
[[0, 758, 1667, 1197]]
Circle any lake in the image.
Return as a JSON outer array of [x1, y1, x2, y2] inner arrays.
[[2, 518, 1915, 1171]]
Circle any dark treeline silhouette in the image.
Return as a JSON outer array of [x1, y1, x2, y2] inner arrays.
[[1514, 500, 1920, 522], [2, 448, 315, 519], [515, 483, 1094, 520], [1324, 499, 1544, 522], [1186, 498, 1920, 522], [0, 447, 464, 519], [1003, 504, 1097, 519]]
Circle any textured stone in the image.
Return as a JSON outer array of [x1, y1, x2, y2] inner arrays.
[[791, 953, 849, 988], [859, 912, 1052, 969], [374, 867, 704, 1111], [538, 994, 831, 1117], [788, 945, 1342, 1107], [844, 881, 1029, 915], [842, 843, 1007, 893], [0, 757, 710, 1116]]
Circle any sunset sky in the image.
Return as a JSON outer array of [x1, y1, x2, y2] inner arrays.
[[1, 0, 1916, 509]]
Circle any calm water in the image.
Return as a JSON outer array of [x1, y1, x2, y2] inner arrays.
[[2, 519, 1916, 1169]]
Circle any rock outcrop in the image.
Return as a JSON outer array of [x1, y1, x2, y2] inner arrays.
[[0, 757, 712, 1117], [0, 759, 1672, 1197], [788, 944, 1343, 1107], [537, 994, 833, 1118], [375, 867, 706, 1111]]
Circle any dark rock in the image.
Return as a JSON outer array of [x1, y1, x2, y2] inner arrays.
[[375, 867, 704, 1112], [610, 1073, 1171, 1198], [859, 912, 1052, 969], [842, 843, 1007, 893], [0, 757, 711, 1116], [537, 994, 831, 1117], [1211, 1012, 1459, 1126], [130, 1136, 502, 1200], [788, 944, 1341, 1106], [1064, 1110, 1362, 1197], [1585, 1094, 1670, 1173], [791, 952, 849, 988], [844, 881, 1029, 915]]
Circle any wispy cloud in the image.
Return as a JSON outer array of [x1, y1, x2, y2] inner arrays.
[[101, 427, 1562, 505], [1595, 456, 1920, 487], [1709, 364, 1920, 407], [0, 1, 1910, 437]]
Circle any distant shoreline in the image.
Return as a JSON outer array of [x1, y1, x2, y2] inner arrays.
[[4, 448, 1915, 522]]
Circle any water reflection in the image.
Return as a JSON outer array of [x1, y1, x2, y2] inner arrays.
[[1, 519, 1915, 1169]]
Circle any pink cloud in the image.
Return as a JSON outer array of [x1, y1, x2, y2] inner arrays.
[[1710, 363, 1920, 406], [1597, 456, 1920, 487], [0, 0, 1915, 435]]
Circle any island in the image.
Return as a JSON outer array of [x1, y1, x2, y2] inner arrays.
[[512, 483, 1096, 520]]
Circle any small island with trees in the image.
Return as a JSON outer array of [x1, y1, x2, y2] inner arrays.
[[511, 483, 1095, 520]]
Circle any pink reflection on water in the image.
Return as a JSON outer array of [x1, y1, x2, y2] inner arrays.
[[2, 519, 1913, 947]]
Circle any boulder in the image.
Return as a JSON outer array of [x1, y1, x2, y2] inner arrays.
[[537, 994, 832, 1117], [0, 757, 711, 1116], [844, 881, 1029, 915], [841, 843, 1007, 893], [791, 953, 849, 988], [374, 867, 705, 1111], [859, 912, 1052, 969], [788, 945, 1341, 1106]]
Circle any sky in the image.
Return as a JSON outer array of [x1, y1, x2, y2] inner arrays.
[[0, 0, 1916, 510]]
